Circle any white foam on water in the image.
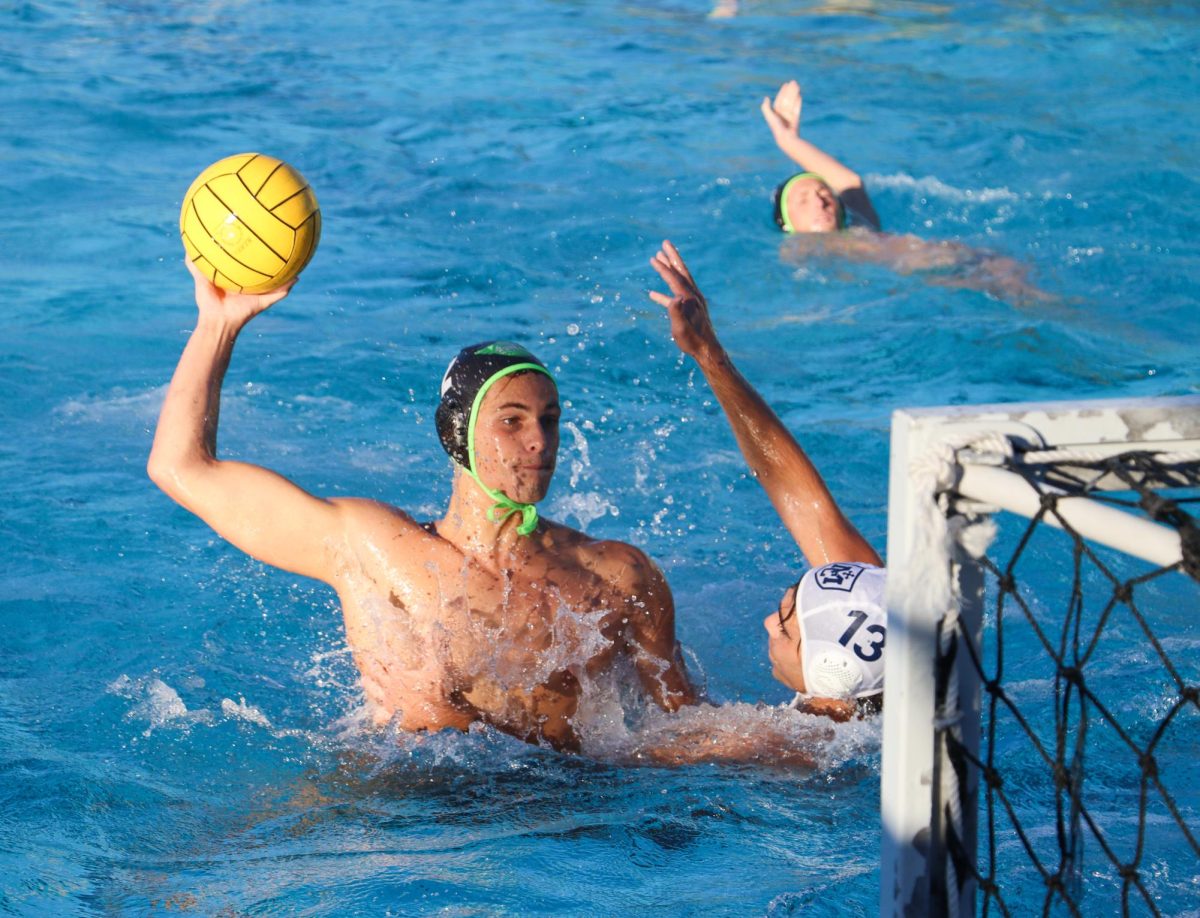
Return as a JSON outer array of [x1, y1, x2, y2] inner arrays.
[[54, 383, 270, 429], [54, 385, 167, 426], [344, 442, 432, 474], [606, 698, 880, 771], [107, 674, 213, 735], [220, 696, 272, 728], [868, 172, 1021, 204], [305, 641, 882, 778], [108, 675, 301, 739], [304, 646, 360, 692]]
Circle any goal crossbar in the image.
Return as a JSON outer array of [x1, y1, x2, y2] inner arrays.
[[955, 463, 1184, 569]]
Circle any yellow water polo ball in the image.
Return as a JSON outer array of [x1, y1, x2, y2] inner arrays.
[[179, 153, 320, 294]]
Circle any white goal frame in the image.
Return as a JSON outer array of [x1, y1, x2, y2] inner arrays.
[[879, 394, 1200, 917]]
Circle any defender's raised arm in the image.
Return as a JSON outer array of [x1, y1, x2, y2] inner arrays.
[[649, 241, 880, 569]]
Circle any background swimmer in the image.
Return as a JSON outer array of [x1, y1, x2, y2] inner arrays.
[[763, 79, 1051, 305], [650, 240, 885, 723]]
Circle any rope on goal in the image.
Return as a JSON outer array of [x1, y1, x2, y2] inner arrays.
[[915, 439, 1200, 916]]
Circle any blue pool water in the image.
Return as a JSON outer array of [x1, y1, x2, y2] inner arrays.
[[3, 0, 1198, 914]]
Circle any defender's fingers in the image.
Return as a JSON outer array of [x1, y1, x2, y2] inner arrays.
[[649, 255, 682, 288], [661, 240, 696, 286], [649, 256, 690, 296], [648, 252, 686, 284], [648, 290, 673, 308]]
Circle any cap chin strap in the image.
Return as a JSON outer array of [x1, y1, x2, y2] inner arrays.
[[465, 362, 555, 537], [472, 479, 540, 535]]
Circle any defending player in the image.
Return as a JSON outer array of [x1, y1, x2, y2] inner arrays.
[[650, 240, 886, 721]]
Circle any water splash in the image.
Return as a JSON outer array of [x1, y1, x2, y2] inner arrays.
[[107, 674, 213, 735], [868, 172, 1020, 204]]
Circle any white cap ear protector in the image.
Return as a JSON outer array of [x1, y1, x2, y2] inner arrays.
[[794, 562, 886, 700]]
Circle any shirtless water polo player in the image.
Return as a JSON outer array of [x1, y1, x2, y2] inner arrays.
[[148, 261, 696, 752]]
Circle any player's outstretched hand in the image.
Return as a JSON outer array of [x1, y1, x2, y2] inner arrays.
[[649, 241, 721, 363], [761, 79, 803, 141], [185, 257, 296, 329]]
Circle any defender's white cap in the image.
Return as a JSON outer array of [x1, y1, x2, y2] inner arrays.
[[795, 562, 887, 700]]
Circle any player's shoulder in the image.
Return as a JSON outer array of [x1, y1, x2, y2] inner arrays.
[[329, 497, 426, 534], [543, 520, 661, 590]]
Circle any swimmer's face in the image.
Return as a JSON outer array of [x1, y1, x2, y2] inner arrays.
[[763, 584, 806, 693], [472, 371, 560, 504], [784, 178, 841, 233]]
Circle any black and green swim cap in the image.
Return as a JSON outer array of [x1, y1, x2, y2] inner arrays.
[[435, 341, 557, 535]]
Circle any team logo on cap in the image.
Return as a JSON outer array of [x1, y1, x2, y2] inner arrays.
[[473, 342, 531, 358], [814, 562, 864, 592]]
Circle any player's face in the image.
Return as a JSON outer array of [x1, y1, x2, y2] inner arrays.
[[763, 585, 806, 693], [473, 372, 560, 504], [785, 178, 840, 233]]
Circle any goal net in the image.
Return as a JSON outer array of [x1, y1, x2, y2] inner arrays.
[[880, 396, 1200, 917]]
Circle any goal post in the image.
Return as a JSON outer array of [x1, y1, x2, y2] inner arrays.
[[880, 395, 1200, 918]]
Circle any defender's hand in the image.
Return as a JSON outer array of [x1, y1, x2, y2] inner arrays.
[[649, 241, 720, 362], [185, 257, 296, 329]]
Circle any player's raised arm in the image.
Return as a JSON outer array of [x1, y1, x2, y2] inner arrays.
[[761, 80, 881, 231], [147, 260, 343, 582], [649, 241, 880, 568]]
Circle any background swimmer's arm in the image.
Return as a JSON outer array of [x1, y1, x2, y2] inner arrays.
[[650, 242, 881, 569], [761, 80, 881, 231], [147, 261, 341, 583], [612, 544, 698, 711]]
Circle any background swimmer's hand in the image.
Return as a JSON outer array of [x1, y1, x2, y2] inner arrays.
[[761, 79, 802, 140], [185, 257, 296, 330], [649, 241, 721, 363]]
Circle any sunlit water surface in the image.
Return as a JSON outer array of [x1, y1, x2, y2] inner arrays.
[[2, 0, 1197, 914]]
